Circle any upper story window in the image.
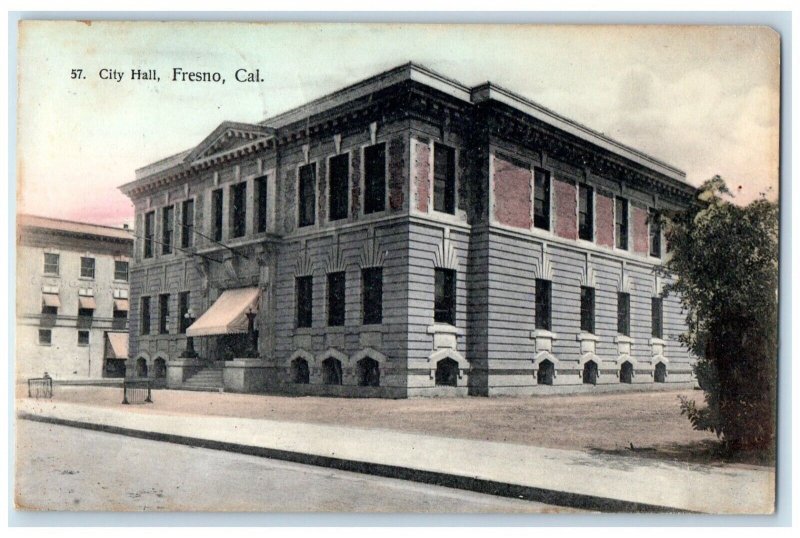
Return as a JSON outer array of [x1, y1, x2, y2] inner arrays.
[[255, 176, 268, 233], [162, 205, 174, 254], [181, 198, 194, 248], [230, 182, 247, 238], [534, 168, 551, 230], [298, 163, 316, 228], [578, 184, 594, 241], [140, 296, 151, 335], [327, 272, 346, 326], [80, 257, 95, 279], [296, 276, 313, 328], [617, 292, 631, 336], [159, 293, 170, 334], [433, 143, 456, 215], [652, 297, 664, 339], [361, 267, 383, 325], [434, 268, 456, 325], [535, 278, 552, 331], [580, 286, 595, 333], [212, 188, 224, 242], [364, 143, 386, 214], [114, 260, 129, 282], [43, 253, 59, 275], [144, 211, 155, 258], [329, 154, 349, 221], [615, 197, 629, 250], [649, 208, 662, 258]]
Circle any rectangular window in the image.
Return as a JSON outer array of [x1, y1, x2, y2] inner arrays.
[[617, 292, 631, 336], [80, 257, 95, 279], [113, 309, 128, 331], [178, 291, 190, 333], [159, 293, 170, 335], [434, 268, 456, 325], [162, 205, 174, 254], [298, 163, 316, 227], [649, 208, 662, 258], [114, 260, 129, 281], [212, 188, 224, 242], [535, 279, 552, 331], [140, 297, 151, 335], [296, 276, 313, 328], [255, 176, 268, 233], [364, 143, 386, 214], [579, 184, 594, 241], [329, 154, 349, 221], [580, 286, 595, 333], [534, 168, 551, 230], [652, 297, 664, 339], [327, 272, 346, 326], [77, 307, 93, 329], [38, 329, 51, 345], [433, 143, 456, 214], [362, 267, 383, 325], [41, 304, 58, 316], [181, 198, 194, 248], [144, 211, 155, 258], [616, 197, 629, 250], [78, 330, 90, 346], [230, 182, 247, 238], [43, 253, 59, 275]]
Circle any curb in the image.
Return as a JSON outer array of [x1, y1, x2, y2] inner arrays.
[[19, 412, 692, 514]]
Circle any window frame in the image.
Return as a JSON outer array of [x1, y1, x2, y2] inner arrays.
[[38, 328, 52, 345], [652, 296, 664, 339], [80, 256, 95, 279], [361, 267, 383, 325], [534, 168, 552, 231], [580, 286, 596, 334], [298, 163, 317, 228], [578, 183, 594, 242], [615, 197, 629, 250], [434, 268, 457, 325], [255, 175, 268, 233], [212, 188, 224, 242], [181, 198, 195, 248], [140, 296, 151, 335], [535, 278, 552, 331], [114, 260, 129, 282], [158, 293, 170, 335], [326, 271, 346, 327], [295, 275, 313, 328], [433, 143, 456, 215], [328, 153, 350, 222], [363, 143, 387, 215], [178, 291, 190, 334], [617, 292, 631, 336], [77, 330, 90, 346], [43, 252, 60, 275], [161, 205, 175, 255], [230, 181, 247, 238], [649, 208, 662, 258], [143, 211, 155, 258]]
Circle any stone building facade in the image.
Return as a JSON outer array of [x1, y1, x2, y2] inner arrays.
[[119, 63, 697, 397], [16, 215, 134, 380]]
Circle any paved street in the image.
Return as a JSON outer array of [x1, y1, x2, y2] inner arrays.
[[14, 419, 576, 513]]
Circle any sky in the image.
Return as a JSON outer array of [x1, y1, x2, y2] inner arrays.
[[16, 22, 780, 228]]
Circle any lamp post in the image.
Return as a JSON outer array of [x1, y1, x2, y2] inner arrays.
[[180, 308, 198, 358], [244, 307, 259, 358]]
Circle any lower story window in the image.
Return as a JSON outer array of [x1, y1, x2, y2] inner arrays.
[[434, 268, 456, 325], [38, 329, 51, 345], [78, 330, 90, 346]]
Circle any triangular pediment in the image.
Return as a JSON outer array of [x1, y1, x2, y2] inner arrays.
[[185, 121, 274, 163]]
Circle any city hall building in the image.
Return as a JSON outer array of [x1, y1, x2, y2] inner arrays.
[[120, 63, 697, 397]]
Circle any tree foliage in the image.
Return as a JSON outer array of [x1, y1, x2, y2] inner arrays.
[[662, 176, 778, 452]]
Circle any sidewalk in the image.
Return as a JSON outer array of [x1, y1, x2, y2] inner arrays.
[[16, 398, 774, 514]]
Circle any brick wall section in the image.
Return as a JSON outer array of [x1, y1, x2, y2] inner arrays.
[[388, 137, 405, 211], [414, 141, 430, 213], [554, 178, 577, 240], [350, 150, 361, 220], [492, 155, 532, 229], [595, 192, 614, 248], [632, 204, 649, 254]]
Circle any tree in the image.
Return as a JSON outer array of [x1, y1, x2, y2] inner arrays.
[[662, 176, 778, 452]]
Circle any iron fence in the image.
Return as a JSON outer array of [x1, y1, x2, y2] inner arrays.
[[28, 377, 53, 399], [122, 380, 153, 405]]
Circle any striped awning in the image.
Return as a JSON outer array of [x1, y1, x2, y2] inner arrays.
[[186, 287, 260, 337]]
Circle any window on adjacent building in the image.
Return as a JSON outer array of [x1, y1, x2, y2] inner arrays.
[[144, 211, 155, 258], [579, 184, 594, 241], [181, 198, 194, 248], [230, 182, 247, 238], [364, 143, 386, 214], [43, 253, 59, 275], [615, 197, 629, 250], [296, 276, 313, 328], [80, 257, 95, 279], [114, 260, 129, 281], [362, 267, 383, 325], [434, 268, 456, 325], [535, 279, 552, 331], [649, 208, 662, 258], [329, 154, 349, 221], [255, 176, 268, 233], [78, 330, 90, 346], [38, 329, 52, 345], [178, 291, 191, 333], [433, 143, 456, 214], [159, 294, 170, 334], [617, 292, 630, 336], [652, 297, 663, 339], [162, 205, 174, 254], [212, 188, 224, 242], [140, 296, 151, 335], [298, 163, 316, 227], [534, 168, 551, 230], [580, 286, 595, 333], [327, 272, 346, 327]]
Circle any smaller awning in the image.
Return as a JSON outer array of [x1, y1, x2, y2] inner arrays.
[[106, 332, 129, 359], [186, 287, 260, 337], [114, 299, 129, 311], [79, 296, 97, 310], [42, 293, 61, 308]]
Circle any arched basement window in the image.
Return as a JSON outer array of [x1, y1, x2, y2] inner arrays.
[[620, 361, 633, 384], [136, 358, 148, 378], [357, 357, 380, 387], [435, 358, 459, 387], [322, 357, 343, 385], [582, 360, 598, 385], [291, 358, 310, 384], [654, 362, 667, 383], [537, 359, 555, 386], [153, 358, 166, 379]]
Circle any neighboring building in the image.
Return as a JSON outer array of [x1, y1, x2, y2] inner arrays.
[[119, 63, 697, 397], [16, 215, 134, 380]]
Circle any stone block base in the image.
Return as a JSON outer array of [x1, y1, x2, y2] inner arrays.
[[166, 359, 203, 388], [223, 359, 270, 393]]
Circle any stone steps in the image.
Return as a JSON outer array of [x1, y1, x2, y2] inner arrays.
[[183, 368, 223, 391]]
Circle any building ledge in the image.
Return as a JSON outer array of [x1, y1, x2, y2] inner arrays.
[[615, 335, 633, 344], [530, 329, 557, 340], [427, 324, 465, 336], [577, 332, 600, 342]]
